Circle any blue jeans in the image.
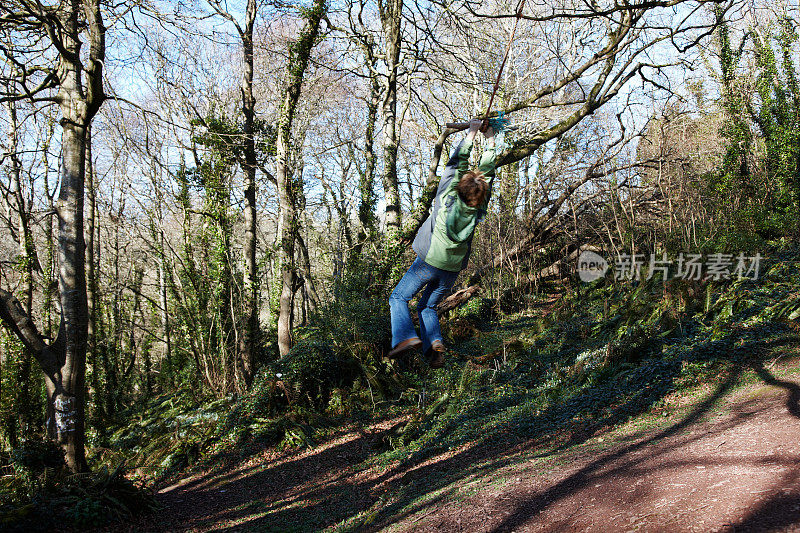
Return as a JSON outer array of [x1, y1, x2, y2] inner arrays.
[[390, 257, 459, 353]]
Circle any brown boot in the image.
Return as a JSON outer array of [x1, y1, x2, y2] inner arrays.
[[388, 337, 422, 359], [425, 340, 446, 369]]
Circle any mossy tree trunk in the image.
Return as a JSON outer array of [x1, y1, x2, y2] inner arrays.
[[276, 0, 327, 357], [379, 0, 403, 235]]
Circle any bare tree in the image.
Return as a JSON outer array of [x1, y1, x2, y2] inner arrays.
[[378, 0, 404, 234], [375, 0, 731, 288], [205, 0, 261, 384], [276, 0, 327, 357], [0, 0, 108, 472]]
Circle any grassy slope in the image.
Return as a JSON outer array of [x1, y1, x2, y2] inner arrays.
[[331, 247, 800, 530], [108, 245, 800, 531]]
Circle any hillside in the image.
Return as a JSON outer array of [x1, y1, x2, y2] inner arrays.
[[107, 248, 800, 532]]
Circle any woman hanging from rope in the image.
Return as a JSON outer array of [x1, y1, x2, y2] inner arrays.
[[388, 118, 497, 368]]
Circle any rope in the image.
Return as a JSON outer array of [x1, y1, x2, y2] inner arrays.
[[481, 0, 526, 130]]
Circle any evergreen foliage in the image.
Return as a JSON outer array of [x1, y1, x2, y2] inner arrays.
[[715, 12, 800, 242]]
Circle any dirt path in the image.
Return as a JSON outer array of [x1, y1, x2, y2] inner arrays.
[[393, 382, 800, 532], [134, 363, 800, 532]]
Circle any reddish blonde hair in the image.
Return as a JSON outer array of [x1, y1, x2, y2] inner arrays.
[[457, 170, 488, 207]]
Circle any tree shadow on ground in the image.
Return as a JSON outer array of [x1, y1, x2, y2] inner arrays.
[[729, 469, 800, 532], [718, 360, 800, 533], [486, 343, 800, 532], [485, 367, 741, 532], [144, 423, 398, 532], [159, 416, 391, 497], [143, 325, 800, 532], [750, 359, 800, 418]]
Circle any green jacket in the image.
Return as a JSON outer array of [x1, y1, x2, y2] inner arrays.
[[412, 138, 497, 272]]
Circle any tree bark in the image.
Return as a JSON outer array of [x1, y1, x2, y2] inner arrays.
[[84, 125, 105, 432], [158, 229, 171, 387], [240, 0, 259, 382], [379, 0, 403, 234], [355, 59, 381, 256], [54, 115, 90, 472], [276, 0, 326, 357], [0, 0, 105, 472]]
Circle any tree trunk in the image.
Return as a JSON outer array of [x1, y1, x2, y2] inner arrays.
[[52, 116, 90, 473], [296, 231, 320, 311], [85, 125, 105, 432], [379, 0, 403, 234], [125, 265, 144, 388], [240, 0, 259, 382], [0, 0, 107, 472], [355, 64, 381, 257], [42, 119, 57, 342], [276, 0, 326, 357], [158, 229, 171, 386]]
